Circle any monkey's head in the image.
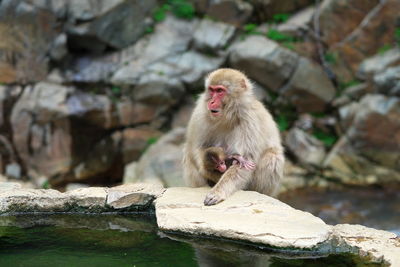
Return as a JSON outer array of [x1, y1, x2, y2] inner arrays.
[[204, 147, 227, 173], [205, 68, 252, 119]]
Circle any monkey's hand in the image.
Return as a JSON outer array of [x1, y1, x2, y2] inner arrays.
[[204, 190, 225, 206], [229, 155, 256, 170]]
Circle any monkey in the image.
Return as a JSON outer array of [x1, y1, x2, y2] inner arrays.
[[202, 147, 256, 186], [183, 68, 284, 206]]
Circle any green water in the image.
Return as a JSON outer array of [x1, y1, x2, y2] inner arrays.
[[0, 214, 382, 267]]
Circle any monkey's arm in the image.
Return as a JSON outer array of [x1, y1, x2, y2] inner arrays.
[[204, 165, 253, 205]]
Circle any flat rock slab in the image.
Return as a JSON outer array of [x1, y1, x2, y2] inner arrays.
[[332, 224, 400, 266], [107, 183, 165, 210], [155, 187, 331, 249]]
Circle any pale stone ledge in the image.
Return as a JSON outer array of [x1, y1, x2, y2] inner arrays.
[[155, 187, 331, 249]]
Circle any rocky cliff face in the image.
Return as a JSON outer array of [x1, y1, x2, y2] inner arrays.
[[0, 0, 399, 189]]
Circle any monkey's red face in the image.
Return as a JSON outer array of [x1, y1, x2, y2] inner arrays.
[[213, 157, 227, 173], [207, 85, 227, 117]]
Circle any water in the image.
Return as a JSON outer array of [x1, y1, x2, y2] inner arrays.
[[279, 185, 400, 235], [0, 214, 382, 267]]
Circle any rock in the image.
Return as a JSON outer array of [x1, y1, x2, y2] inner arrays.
[[171, 98, 195, 128], [111, 16, 197, 85], [133, 73, 185, 106], [320, 0, 400, 80], [230, 36, 335, 112], [324, 94, 400, 184], [0, 4, 56, 83], [276, 6, 315, 36], [66, 0, 125, 22], [285, 57, 336, 112], [67, 0, 156, 51], [331, 224, 400, 266], [358, 48, 400, 79], [285, 128, 326, 166], [11, 84, 74, 180], [49, 33, 67, 61], [133, 128, 186, 187], [65, 183, 90, 192], [144, 51, 225, 90], [66, 187, 108, 210], [201, 0, 253, 26], [193, 19, 236, 52], [278, 160, 309, 194], [373, 66, 400, 96], [116, 99, 158, 126], [120, 128, 162, 163], [72, 132, 121, 183], [0, 188, 67, 213], [229, 36, 299, 91], [247, 0, 314, 21], [5, 163, 22, 179], [0, 182, 21, 192], [156, 187, 331, 248], [107, 183, 165, 210]]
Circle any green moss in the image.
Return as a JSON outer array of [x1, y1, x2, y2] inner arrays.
[[272, 13, 290, 23], [277, 114, 290, 132], [266, 29, 295, 43], [153, 0, 195, 22], [312, 129, 337, 147], [378, 44, 392, 54], [324, 52, 338, 64], [395, 27, 400, 45]]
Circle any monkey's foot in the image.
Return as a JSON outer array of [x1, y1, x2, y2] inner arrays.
[[204, 191, 225, 206]]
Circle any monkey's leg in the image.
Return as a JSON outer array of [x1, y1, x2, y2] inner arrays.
[[250, 147, 284, 197], [204, 165, 251, 205], [183, 150, 208, 187]]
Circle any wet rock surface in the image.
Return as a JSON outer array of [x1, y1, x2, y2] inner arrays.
[[0, 183, 398, 265]]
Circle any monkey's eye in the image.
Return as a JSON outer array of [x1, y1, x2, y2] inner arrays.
[[217, 88, 224, 93]]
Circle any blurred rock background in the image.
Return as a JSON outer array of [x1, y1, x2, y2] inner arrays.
[[0, 0, 399, 195]]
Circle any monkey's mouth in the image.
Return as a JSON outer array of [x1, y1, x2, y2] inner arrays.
[[210, 109, 221, 116]]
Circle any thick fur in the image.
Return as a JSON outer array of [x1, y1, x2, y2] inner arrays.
[[183, 68, 284, 204]]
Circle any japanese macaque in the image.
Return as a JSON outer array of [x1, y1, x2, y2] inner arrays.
[[183, 68, 284, 206], [202, 147, 256, 185]]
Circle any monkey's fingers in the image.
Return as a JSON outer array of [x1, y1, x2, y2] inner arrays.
[[204, 192, 224, 206], [244, 161, 256, 170]]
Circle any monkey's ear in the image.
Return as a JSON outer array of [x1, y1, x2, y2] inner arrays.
[[240, 79, 247, 91]]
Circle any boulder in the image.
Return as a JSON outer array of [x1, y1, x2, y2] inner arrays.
[[285, 57, 336, 112], [276, 6, 315, 36], [66, 0, 156, 51], [229, 36, 336, 112], [132, 128, 186, 187], [199, 0, 253, 26], [66, 0, 125, 22], [319, 0, 400, 80], [107, 183, 165, 210], [247, 0, 314, 21], [156, 187, 331, 248], [229, 36, 299, 91], [373, 66, 400, 96], [358, 48, 400, 80], [324, 94, 400, 184], [111, 16, 197, 85], [133, 73, 185, 106], [331, 224, 400, 266], [120, 128, 162, 164], [285, 128, 326, 166], [193, 19, 236, 52], [0, 3, 57, 83]]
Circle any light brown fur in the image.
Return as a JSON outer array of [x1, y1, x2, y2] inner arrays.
[[202, 147, 227, 184], [183, 68, 284, 205]]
